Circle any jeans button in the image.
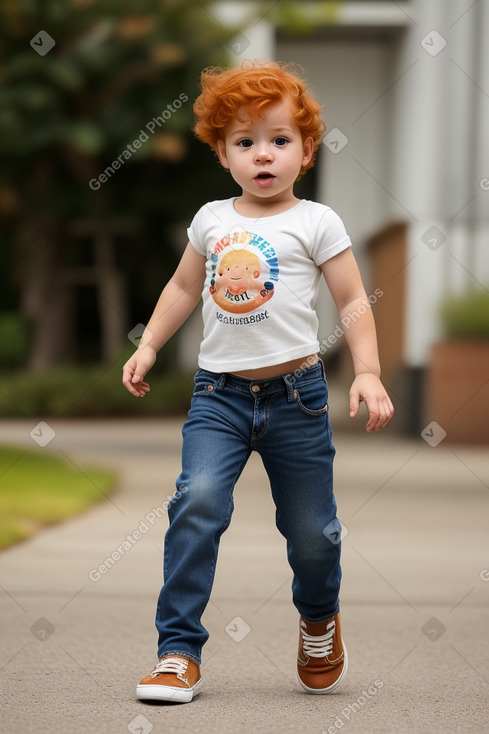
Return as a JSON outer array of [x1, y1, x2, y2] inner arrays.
[[251, 384, 260, 393], [207, 385, 214, 392]]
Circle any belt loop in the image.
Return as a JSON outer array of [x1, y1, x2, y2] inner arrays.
[[216, 373, 226, 390], [282, 372, 297, 401]]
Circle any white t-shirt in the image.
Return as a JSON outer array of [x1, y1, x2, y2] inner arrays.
[[187, 197, 351, 372]]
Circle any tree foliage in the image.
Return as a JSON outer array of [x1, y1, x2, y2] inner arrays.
[[0, 0, 239, 369]]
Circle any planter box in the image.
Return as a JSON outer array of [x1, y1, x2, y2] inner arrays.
[[427, 341, 489, 444]]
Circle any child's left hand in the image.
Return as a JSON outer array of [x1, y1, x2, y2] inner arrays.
[[349, 374, 394, 432]]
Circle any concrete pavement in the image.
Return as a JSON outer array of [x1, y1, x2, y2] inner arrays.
[[0, 417, 488, 734]]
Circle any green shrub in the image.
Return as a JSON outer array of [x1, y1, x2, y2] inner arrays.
[[0, 313, 30, 369], [440, 289, 489, 340], [0, 357, 194, 418]]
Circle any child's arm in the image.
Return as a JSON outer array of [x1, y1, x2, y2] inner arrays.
[[321, 248, 394, 432], [122, 243, 206, 397]]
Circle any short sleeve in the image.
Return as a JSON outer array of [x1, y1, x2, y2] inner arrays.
[[187, 205, 207, 256], [311, 208, 352, 266]]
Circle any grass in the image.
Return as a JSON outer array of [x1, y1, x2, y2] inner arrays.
[[0, 446, 117, 550]]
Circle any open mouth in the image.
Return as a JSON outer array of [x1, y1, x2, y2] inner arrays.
[[254, 172, 276, 188]]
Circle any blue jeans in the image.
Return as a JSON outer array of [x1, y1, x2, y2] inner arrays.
[[155, 360, 342, 664]]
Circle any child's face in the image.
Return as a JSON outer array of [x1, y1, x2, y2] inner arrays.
[[216, 97, 314, 205]]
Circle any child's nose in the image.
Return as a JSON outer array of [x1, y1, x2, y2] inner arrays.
[[254, 145, 273, 163]]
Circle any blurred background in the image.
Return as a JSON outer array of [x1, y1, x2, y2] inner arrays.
[[1, 0, 488, 443]]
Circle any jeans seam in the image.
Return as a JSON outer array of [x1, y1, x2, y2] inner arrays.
[[192, 449, 250, 636], [251, 395, 275, 441], [296, 396, 329, 417], [297, 375, 326, 388]]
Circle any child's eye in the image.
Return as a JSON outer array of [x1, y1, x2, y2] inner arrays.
[[273, 137, 289, 146], [237, 139, 253, 148]]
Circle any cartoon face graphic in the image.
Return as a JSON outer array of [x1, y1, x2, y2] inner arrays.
[[216, 250, 263, 295], [210, 248, 275, 314]]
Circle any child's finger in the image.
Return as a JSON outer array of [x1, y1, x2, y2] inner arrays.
[[122, 367, 135, 390], [366, 397, 393, 431], [349, 391, 360, 418], [365, 401, 381, 431], [122, 365, 148, 397]]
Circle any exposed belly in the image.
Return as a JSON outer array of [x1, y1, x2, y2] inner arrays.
[[230, 353, 318, 379]]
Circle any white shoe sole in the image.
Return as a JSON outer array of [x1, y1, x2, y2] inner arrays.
[[298, 642, 348, 695], [136, 676, 203, 703]]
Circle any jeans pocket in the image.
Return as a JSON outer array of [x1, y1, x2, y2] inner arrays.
[[295, 379, 329, 416]]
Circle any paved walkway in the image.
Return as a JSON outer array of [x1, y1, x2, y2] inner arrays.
[[0, 417, 488, 734]]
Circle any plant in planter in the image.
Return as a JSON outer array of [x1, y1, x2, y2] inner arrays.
[[427, 289, 489, 444], [440, 290, 489, 341]]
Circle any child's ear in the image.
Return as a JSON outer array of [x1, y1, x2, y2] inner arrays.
[[302, 137, 315, 167], [216, 140, 229, 169]]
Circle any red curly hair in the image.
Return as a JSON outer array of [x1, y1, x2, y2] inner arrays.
[[193, 60, 325, 177]]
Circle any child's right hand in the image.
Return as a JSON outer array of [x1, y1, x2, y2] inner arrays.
[[122, 346, 156, 397]]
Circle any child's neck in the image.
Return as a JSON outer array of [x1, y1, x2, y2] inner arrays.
[[233, 194, 301, 219]]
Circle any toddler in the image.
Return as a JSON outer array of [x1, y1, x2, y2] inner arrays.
[[122, 60, 394, 703]]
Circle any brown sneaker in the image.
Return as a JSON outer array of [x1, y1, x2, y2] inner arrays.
[[297, 613, 348, 694], [136, 655, 202, 703]]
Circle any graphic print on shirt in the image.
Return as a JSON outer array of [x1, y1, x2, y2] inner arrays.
[[208, 228, 279, 314]]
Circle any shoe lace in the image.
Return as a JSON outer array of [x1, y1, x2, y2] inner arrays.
[[150, 656, 188, 679], [301, 619, 335, 658]]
